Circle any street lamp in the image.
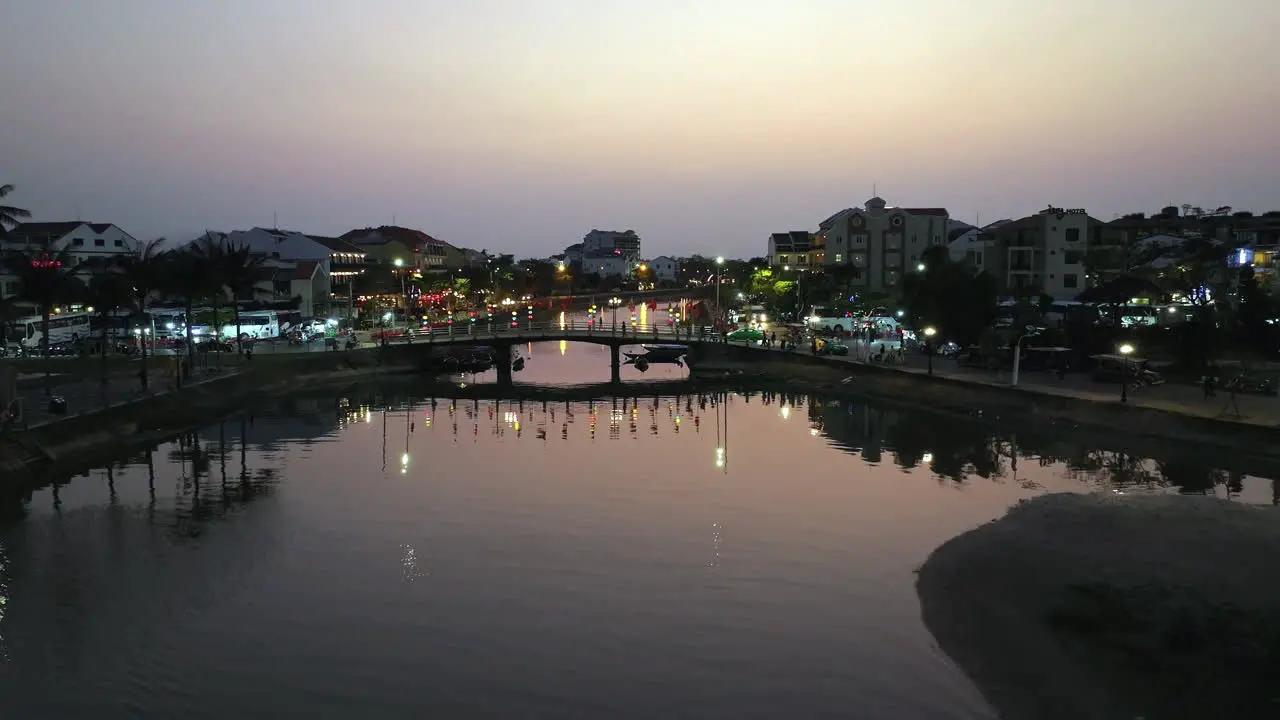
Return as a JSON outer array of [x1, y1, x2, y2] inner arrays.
[[923, 326, 937, 375], [393, 258, 407, 329], [916, 263, 926, 273], [1118, 343, 1135, 403], [715, 256, 725, 312], [609, 296, 622, 330], [1010, 325, 1041, 388]]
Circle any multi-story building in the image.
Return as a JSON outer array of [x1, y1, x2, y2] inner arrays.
[[982, 206, 1099, 299], [582, 229, 641, 259], [819, 197, 949, 292], [1, 221, 138, 300], [767, 231, 824, 268], [340, 225, 462, 272]]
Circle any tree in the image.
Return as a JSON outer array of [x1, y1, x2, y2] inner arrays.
[[158, 248, 220, 376], [1, 241, 85, 395], [84, 270, 134, 392], [0, 184, 31, 229], [901, 245, 998, 347], [119, 238, 168, 389], [0, 294, 19, 351], [214, 240, 269, 349]]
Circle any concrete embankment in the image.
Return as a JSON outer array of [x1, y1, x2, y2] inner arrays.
[[0, 349, 415, 494], [691, 345, 1280, 458], [916, 492, 1280, 720]]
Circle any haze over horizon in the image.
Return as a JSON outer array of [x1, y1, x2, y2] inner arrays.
[[3, 0, 1276, 257]]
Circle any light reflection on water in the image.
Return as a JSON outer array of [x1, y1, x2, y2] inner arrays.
[[0, 384, 1275, 719]]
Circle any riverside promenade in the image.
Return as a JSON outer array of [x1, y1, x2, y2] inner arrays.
[[725, 340, 1280, 429]]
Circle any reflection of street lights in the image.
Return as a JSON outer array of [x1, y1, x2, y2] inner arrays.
[[923, 326, 937, 375], [1119, 343, 1135, 403], [916, 263, 926, 272]]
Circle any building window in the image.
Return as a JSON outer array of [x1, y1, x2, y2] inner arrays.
[[851, 253, 867, 268], [114, 239, 124, 247], [94, 238, 105, 247], [72, 238, 84, 246], [1065, 228, 1081, 242], [834, 254, 842, 264], [1064, 274, 1079, 288], [884, 254, 901, 268], [885, 270, 901, 285], [1064, 250, 1083, 265]]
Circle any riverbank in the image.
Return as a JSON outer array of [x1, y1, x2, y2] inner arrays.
[[0, 349, 416, 494], [690, 348, 1280, 458], [916, 492, 1280, 719]]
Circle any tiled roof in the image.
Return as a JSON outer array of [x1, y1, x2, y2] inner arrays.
[[88, 223, 113, 234], [899, 208, 949, 216], [6, 221, 85, 239], [770, 231, 813, 252], [341, 225, 453, 251], [818, 208, 856, 230], [306, 234, 364, 254]]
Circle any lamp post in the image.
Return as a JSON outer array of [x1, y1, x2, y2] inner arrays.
[[609, 296, 622, 333], [714, 256, 725, 311], [393, 258, 407, 330], [1010, 325, 1041, 388], [923, 326, 937, 375], [1118, 343, 1135, 403]]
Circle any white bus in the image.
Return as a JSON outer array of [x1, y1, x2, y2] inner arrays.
[[14, 312, 93, 349], [221, 311, 281, 340]]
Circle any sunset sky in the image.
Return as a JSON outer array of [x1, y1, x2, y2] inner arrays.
[[3, 0, 1276, 257]]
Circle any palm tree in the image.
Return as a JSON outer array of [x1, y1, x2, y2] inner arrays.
[[84, 270, 134, 396], [190, 234, 231, 365], [158, 247, 218, 378], [0, 184, 31, 229], [214, 241, 268, 351], [0, 241, 84, 395], [120, 238, 167, 389]]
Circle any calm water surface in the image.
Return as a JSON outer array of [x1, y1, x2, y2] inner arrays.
[[1, 344, 1275, 719]]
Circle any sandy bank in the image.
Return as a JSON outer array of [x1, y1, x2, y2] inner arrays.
[[916, 493, 1280, 719]]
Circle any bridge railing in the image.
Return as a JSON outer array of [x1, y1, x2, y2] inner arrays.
[[381, 320, 748, 345]]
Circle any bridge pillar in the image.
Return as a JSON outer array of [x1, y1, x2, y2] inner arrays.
[[494, 343, 514, 387], [610, 344, 621, 384]]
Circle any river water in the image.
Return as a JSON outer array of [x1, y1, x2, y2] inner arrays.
[[1, 343, 1275, 719]]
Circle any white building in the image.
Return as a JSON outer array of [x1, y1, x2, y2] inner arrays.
[[1, 221, 138, 299], [947, 220, 1007, 272], [985, 207, 1096, 299], [585, 255, 632, 278], [648, 255, 679, 283], [259, 258, 329, 317], [220, 227, 365, 278]]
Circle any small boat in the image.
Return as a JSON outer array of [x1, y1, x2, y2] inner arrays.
[[622, 344, 689, 363]]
